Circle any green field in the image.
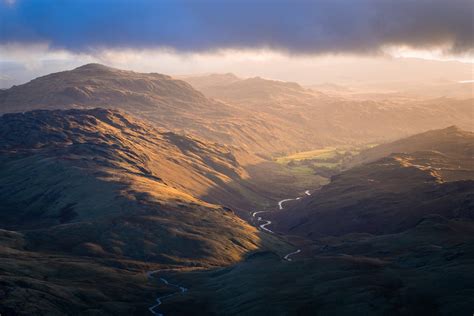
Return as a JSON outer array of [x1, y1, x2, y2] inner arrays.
[[275, 147, 340, 164], [274, 145, 376, 176]]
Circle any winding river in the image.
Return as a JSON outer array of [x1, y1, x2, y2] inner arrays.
[[147, 190, 310, 314], [254, 191, 311, 261], [147, 271, 188, 316]]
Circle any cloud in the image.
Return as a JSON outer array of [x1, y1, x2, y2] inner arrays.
[[0, 0, 472, 56]]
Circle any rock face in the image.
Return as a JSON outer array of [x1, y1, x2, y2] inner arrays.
[[270, 126, 474, 237]]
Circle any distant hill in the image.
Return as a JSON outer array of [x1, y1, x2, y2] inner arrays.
[[180, 73, 241, 90], [184, 72, 474, 149], [270, 126, 474, 237], [184, 74, 318, 104]]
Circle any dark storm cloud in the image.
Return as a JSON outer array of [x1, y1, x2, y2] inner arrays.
[[0, 0, 472, 54]]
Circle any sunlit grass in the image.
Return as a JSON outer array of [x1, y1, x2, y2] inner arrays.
[[275, 147, 338, 164], [274, 144, 378, 174]]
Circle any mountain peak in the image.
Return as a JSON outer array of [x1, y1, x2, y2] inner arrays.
[[74, 63, 116, 72], [444, 125, 462, 132]]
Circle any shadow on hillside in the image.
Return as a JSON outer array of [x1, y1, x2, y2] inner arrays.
[[150, 215, 474, 316]]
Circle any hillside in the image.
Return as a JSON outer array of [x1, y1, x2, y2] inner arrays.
[[0, 108, 271, 213], [269, 126, 474, 237], [0, 108, 272, 262], [154, 216, 474, 315], [0, 108, 292, 314], [346, 125, 474, 170]]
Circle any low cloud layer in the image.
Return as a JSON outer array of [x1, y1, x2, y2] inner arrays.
[[1, 0, 472, 56]]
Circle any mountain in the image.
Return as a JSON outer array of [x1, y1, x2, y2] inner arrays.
[[180, 73, 241, 90], [0, 108, 291, 314], [269, 126, 474, 237], [0, 64, 304, 154], [184, 74, 322, 106]]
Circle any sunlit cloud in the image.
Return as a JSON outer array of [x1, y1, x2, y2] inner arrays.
[[383, 45, 474, 64], [1, 42, 472, 90]]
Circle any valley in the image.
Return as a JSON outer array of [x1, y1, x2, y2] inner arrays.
[[0, 64, 472, 316], [144, 126, 473, 316]]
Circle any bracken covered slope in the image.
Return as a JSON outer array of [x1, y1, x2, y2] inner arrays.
[[0, 108, 263, 261]]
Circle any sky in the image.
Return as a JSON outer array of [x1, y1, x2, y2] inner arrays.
[[1, 0, 473, 88]]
